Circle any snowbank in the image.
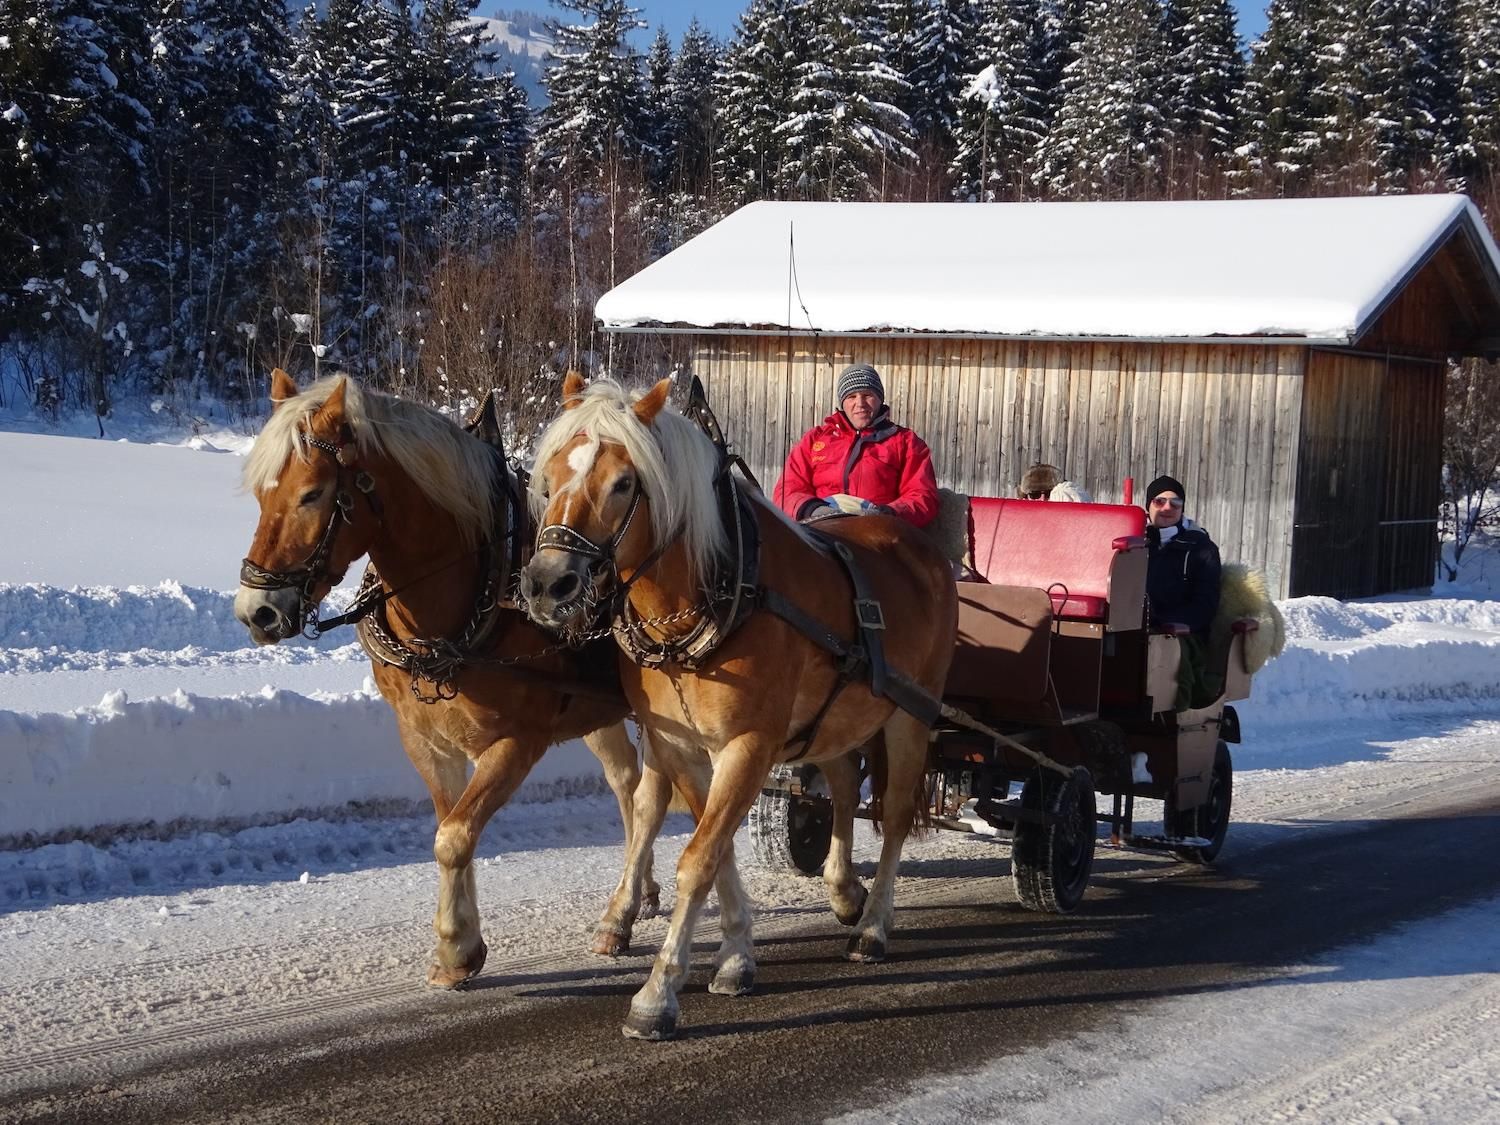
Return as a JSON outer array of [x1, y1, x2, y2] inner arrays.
[[0, 683, 607, 843]]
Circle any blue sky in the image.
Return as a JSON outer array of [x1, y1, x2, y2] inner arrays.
[[607, 1, 1270, 46]]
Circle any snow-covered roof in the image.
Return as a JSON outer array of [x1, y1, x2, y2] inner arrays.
[[596, 196, 1500, 345]]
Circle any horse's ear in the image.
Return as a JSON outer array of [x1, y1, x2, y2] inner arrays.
[[632, 378, 672, 425], [312, 376, 349, 431], [464, 389, 506, 457], [561, 370, 587, 409], [270, 368, 299, 410]]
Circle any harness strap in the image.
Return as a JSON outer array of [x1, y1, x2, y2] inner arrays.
[[756, 540, 945, 754]]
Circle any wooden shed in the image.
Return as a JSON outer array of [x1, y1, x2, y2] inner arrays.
[[596, 196, 1500, 599]]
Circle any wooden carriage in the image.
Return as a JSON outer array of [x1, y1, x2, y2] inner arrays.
[[751, 495, 1259, 913]]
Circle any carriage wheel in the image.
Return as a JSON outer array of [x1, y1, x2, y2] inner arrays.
[[749, 764, 833, 875], [1011, 766, 1096, 914], [1166, 740, 1233, 864]]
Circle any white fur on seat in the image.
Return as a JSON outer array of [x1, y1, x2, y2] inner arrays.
[[1212, 562, 1286, 674]]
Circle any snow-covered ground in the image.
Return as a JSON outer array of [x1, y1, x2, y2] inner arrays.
[[2, 419, 1499, 1119]]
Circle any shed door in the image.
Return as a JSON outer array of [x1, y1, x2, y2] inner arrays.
[[1290, 352, 1442, 599], [1290, 355, 1386, 599]]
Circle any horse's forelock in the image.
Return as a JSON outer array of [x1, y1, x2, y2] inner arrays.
[[530, 379, 727, 582]]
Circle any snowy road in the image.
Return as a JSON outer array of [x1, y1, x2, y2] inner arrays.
[[2, 716, 1499, 1124], [4, 428, 1500, 1123]]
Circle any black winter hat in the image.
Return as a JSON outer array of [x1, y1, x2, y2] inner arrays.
[[836, 363, 884, 406], [1145, 475, 1185, 504]]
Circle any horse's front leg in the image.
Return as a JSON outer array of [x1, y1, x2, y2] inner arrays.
[[584, 722, 669, 956], [625, 732, 768, 1041], [428, 733, 549, 988]]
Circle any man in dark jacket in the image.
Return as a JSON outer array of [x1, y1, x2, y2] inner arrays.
[[1144, 474, 1222, 708], [774, 363, 940, 528]]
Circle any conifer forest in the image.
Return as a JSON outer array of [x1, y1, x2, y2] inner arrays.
[[1, 0, 1497, 450]]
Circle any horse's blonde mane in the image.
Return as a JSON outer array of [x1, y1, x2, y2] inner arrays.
[[529, 378, 727, 584], [243, 375, 500, 546]]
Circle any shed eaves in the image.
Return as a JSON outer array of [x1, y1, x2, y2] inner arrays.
[[595, 196, 1500, 345]]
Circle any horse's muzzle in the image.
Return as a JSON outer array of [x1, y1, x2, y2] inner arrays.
[[520, 553, 591, 631], [234, 585, 301, 645]]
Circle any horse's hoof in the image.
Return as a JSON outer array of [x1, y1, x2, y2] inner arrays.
[[709, 965, 755, 996], [622, 1008, 677, 1041], [427, 940, 487, 988], [846, 932, 886, 963], [638, 889, 661, 921], [592, 928, 630, 957], [832, 884, 868, 926]]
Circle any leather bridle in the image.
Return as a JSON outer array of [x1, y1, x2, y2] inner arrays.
[[534, 482, 648, 598], [238, 433, 383, 638]]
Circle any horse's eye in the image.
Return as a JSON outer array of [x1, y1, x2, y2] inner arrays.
[[612, 476, 634, 495], [300, 488, 324, 506]]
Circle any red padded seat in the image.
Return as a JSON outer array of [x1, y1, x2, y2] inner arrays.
[[968, 498, 1146, 622]]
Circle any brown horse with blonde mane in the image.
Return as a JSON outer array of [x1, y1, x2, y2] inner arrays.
[[233, 369, 669, 986], [521, 374, 958, 1040]]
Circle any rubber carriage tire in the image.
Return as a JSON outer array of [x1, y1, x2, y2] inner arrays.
[[1011, 766, 1097, 914], [749, 764, 833, 875], [1166, 740, 1233, 864]]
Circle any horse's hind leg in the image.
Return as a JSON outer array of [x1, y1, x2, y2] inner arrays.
[[586, 722, 668, 956], [847, 711, 928, 963], [819, 752, 868, 926]]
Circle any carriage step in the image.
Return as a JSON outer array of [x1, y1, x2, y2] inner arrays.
[[1121, 832, 1214, 851]]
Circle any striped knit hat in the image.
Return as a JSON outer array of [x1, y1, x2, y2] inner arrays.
[[836, 363, 884, 406]]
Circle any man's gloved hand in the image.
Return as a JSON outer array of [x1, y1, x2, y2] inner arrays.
[[797, 498, 831, 520], [867, 503, 895, 517]]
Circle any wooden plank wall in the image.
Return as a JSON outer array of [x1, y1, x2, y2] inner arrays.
[[689, 335, 1306, 596]]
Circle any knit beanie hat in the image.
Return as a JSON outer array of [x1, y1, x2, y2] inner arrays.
[[1019, 463, 1063, 498], [1145, 475, 1186, 505], [836, 363, 884, 406]]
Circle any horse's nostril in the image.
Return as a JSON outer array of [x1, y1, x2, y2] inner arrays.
[[252, 605, 279, 629], [548, 571, 580, 602]]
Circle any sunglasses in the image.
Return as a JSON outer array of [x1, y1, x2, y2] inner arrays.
[[1024, 490, 1049, 500], [1150, 496, 1184, 509]]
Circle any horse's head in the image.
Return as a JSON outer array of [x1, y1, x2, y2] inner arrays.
[[525, 376, 672, 636], [234, 369, 382, 644]]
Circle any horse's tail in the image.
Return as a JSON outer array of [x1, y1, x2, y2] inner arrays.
[[862, 730, 932, 838], [859, 734, 882, 836]]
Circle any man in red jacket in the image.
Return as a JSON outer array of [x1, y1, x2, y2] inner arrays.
[[774, 363, 940, 529]]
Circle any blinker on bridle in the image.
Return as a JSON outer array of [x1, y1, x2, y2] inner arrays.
[[239, 431, 383, 638]]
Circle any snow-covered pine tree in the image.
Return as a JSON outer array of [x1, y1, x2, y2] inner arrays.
[[713, 0, 810, 202], [418, 0, 530, 216], [1357, 0, 1460, 189], [904, 0, 979, 151], [1162, 0, 1246, 169], [1034, 0, 1171, 199], [152, 0, 291, 382], [780, 0, 915, 199], [1454, 0, 1500, 181], [533, 0, 651, 184], [1241, 0, 1325, 190], [1036, 0, 1088, 127], [0, 0, 68, 318], [666, 19, 721, 194], [643, 26, 676, 189], [948, 0, 1049, 200]]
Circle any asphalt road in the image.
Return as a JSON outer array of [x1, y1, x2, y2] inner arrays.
[[6, 790, 1500, 1125]]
